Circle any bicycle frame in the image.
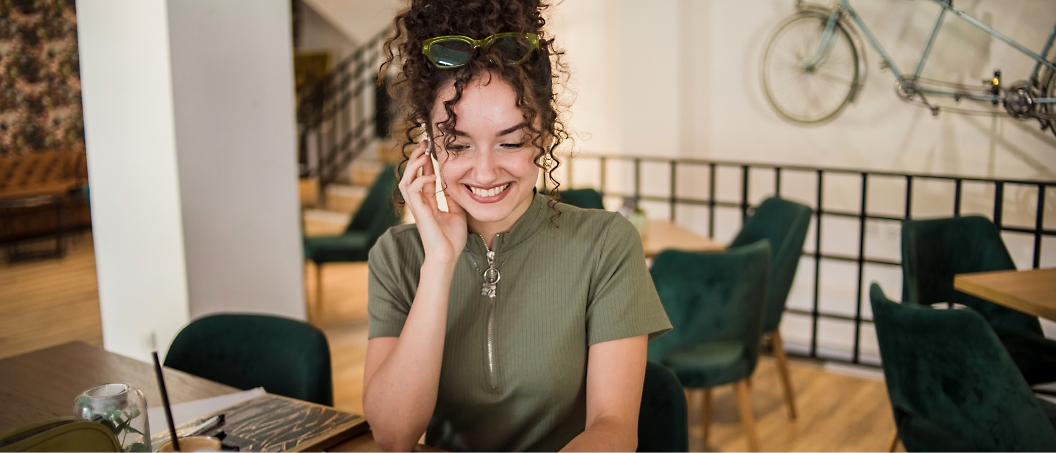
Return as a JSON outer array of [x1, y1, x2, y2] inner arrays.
[[810, 0, 1056, 105]]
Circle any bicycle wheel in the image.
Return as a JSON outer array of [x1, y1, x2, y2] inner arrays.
[[761, 12, 860, 124]]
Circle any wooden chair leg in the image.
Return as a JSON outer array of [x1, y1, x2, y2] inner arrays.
[[734, 379, 760, 452], [315, 263, 324, 323], [771, 330, 798, 420], [887, 428, 900, 452], [702, 388, 712, 442], [304, 261, 312, 321]]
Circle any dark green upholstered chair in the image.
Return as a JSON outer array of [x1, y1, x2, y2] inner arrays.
[[165, 313, 333, 406], [728, 196, 812, 420], [870, 284, 1056, 452], [901, 216, 1056, 386], [558, 188, 604, 209], [648, 240, 771, 451], [637, 361, 688, 452], [303, 166, 401, 320]]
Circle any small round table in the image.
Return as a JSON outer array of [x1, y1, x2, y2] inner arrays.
[[0, 194, 67, 262]]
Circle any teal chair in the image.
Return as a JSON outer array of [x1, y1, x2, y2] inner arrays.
[[648, 241, 771, 451], [728, 197, 812, 420], [637, 361, 688, 452], [558, 188, 604, 209], [870, 284, 1056, 451], [303, 166, 401, 319], [165, 313, 334, 406], [901, 216, 1056, 386]]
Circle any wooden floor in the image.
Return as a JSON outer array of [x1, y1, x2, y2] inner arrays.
[[0, 231, 898, 451]]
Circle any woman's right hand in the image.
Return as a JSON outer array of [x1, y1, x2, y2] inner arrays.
[[399, 140, 468, 265]]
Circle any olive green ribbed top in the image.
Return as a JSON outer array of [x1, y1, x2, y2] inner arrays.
[[367, 193, 672, 452]]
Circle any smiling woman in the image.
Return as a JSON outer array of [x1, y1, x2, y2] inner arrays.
[[360, 1, 672, 451]]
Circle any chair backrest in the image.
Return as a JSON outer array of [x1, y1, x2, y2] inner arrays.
[[869, 284, 1056, 451], [558, 188, 604, 209], [901, 215, 1041, 335], [164, 314, 333, 406], [637, 362, 688, 452], [729, 197, 812, 332], [647, 240, 771, 375], [346, 165, 401, 242]]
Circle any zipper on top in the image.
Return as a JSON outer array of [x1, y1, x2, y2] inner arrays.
[[478, 233, 501, 390]]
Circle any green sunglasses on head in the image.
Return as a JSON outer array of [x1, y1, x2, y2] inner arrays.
[[422, 32, 540, 69]]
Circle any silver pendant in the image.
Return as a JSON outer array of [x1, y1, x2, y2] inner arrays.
[[481, 266, 500, 298]]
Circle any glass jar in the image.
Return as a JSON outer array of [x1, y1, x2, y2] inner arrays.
[[73, 383, 151, 452]]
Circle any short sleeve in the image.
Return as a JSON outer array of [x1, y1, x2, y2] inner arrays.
[[367, 227, 423, 338], [585, 214, 672, 345]]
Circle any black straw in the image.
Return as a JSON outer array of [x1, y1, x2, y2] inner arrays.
[[152, 351, 180, 452]]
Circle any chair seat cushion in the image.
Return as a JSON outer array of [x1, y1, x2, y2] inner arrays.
[[1038, 397, 1056, 430], [897, 412, 976, 452], [661, 341, 750, 388], [304, 231, 371, 263], [994, 328, 1056, 386]]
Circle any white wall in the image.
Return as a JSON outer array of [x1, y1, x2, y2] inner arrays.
[[298, 1, 358, 67], [300, 0, 401, 44], [77, 0, 190, 361], [79, 0, 306, 362], [549, 0, 1056, 360], [167, 0, 305, 322]]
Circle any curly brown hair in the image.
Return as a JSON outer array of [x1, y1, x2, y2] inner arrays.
[[379, 0, 570, 213]]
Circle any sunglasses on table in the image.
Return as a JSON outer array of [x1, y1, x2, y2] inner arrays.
[[422, 32, 540, 69]]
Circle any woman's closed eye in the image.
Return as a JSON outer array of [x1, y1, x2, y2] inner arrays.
[[500, 141, 527, 150], [446, 143, 471, 153]]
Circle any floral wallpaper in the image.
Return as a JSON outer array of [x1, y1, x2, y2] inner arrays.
[[0, 0, 84, 156]]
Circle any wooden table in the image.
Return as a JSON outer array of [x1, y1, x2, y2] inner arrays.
[[0, 341, 391, 451], [954, 268, 1056, 321], [642, 219, 724, 258]]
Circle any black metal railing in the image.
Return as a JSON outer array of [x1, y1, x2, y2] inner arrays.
[[562, 152, 1054, 366], [297, 29, 390, 192]]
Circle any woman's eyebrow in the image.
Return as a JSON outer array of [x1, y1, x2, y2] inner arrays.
[[496, 122, 528, 136], [450, 122, 528, 137]]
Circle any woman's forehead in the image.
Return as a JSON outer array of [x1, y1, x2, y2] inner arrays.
[[432, 76, 523, 135]]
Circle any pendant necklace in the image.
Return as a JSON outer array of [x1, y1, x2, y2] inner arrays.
[[467, 234, 504, 299]]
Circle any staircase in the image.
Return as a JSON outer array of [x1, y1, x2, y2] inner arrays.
[[297, 28, 395, 233]]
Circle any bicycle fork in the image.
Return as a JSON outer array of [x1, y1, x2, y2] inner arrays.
[[803, 10, 843, 72]]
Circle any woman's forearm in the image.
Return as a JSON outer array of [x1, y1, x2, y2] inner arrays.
[[560, 416, 637, 452], [363, 259, 456, 451]]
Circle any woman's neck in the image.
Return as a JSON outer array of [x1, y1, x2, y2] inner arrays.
[[468, 194, 535, 249]]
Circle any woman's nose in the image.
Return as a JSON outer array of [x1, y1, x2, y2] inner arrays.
[[472, 149, 499, 181]]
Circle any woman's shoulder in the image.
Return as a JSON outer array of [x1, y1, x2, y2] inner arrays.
[[550, 202, 638, 240], [370, 224, 425, 262], [553, 201, 633, 229]]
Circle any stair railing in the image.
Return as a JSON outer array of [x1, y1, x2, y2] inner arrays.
[[297, 28, 392, 197]]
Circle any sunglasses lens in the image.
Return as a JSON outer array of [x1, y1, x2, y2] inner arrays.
[[493, 36, 533, 64], [429, 39, 474, 68]]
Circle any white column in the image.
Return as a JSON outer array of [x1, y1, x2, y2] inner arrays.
[[77, 0, 190, 361], [167, 0, 305, 321], [77, 0, 305, 362]]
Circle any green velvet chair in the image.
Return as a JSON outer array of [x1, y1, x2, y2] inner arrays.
[[728, 196, 812, 420], [303, 166, 401, 320], [648, 240, 771, 451], [557, 188, 604, 209], [870, 284, 1056, 452], [901, 216, 1056, 386], [637, 361, 688, 452], [164, 313, 334, 406]]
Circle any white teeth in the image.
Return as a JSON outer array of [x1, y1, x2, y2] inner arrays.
[[470, 183, 509, 197]]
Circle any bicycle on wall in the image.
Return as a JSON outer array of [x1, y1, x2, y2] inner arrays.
[[759, 0, 1056, 137]]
